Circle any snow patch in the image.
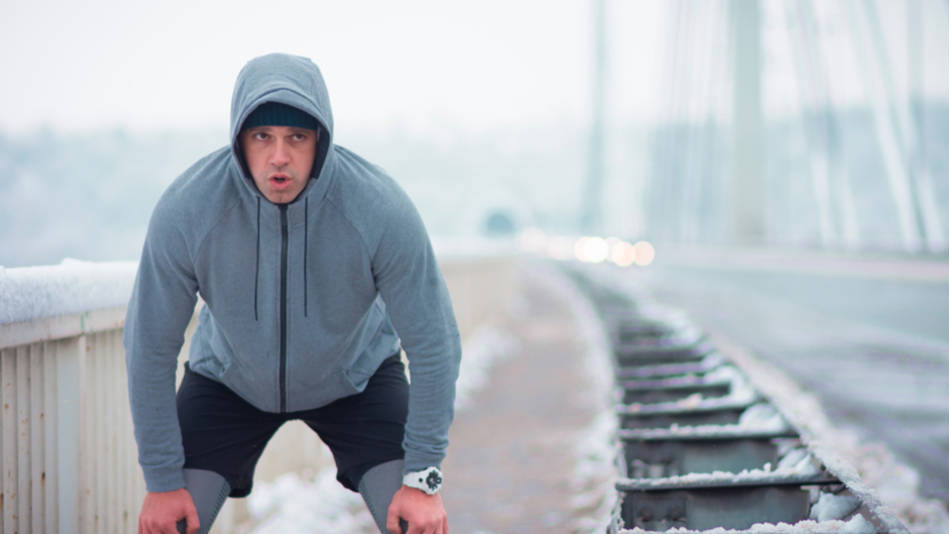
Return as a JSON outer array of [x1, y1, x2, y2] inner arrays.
[[618, 461, 823, 489], [628, 404, 788, 439], [775, 447, 820, 475], [737, 403, 787, 431], [247, 450, 375, 534], [809, 492, 861, 522]]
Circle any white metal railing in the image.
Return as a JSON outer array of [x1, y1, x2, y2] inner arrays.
[[1, 306, 138, 534], [0, 252, 518, 533]]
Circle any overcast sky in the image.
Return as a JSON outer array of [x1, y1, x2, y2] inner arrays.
[[0, 1, 667, 136], [2, 1, 945, 137]]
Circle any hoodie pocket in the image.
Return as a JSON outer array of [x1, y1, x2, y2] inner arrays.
[[343, 349, 381, 392], [188, 311, 233, 381]]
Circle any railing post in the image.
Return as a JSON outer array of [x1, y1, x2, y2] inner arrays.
[[56, 336, 83, 534], [2, 349, 17, 533]]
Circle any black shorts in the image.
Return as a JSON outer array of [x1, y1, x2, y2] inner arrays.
[[176, 354, 408, 497]]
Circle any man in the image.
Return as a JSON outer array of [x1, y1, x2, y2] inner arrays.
[[124, 53, 461, 534]]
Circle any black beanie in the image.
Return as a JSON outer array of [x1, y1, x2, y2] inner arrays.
[[242, 102, 319, 131]]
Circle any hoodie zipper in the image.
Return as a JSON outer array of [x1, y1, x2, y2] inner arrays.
[[279, 204, 289, 412]]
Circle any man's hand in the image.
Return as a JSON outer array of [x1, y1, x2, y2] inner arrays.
[[139, 488, 199, 534], [386, 485, 448, 534]]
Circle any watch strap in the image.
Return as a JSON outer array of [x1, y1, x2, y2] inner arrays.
[[402, 466, 443, 495]]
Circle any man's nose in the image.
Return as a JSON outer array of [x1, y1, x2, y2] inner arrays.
[[271, 140, 291, 167]]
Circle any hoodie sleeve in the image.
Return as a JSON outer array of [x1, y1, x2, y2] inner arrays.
[[371, 191, 462, 475], [123, 198, 198, 492]]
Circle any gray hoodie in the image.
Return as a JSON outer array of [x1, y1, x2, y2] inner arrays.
[[124, 53, 461, 493]]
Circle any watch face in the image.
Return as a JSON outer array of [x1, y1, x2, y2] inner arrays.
[[425, 469, 443, 492]]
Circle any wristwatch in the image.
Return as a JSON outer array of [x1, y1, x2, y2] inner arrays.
[[402, 466, 443, 495]]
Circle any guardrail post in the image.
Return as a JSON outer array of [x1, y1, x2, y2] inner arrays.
[[2, 348, 17, 533], [56, 336, 83, 534]]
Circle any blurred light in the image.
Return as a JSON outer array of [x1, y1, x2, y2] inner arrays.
[[633, 240, 656, 266], [610, 240, 638, 267], [575, 236, 609, 263]]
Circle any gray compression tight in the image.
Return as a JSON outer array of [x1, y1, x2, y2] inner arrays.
[[176, 468, 230, 534], [358, 459, 408, 534], [173, 461, 405, 534]]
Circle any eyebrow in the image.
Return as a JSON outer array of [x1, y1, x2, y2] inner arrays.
[[244, 127, 318, 136]]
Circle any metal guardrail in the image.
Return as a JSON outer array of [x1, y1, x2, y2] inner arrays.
[[562, 265, 910, 534], [1, 307, 141, 534]]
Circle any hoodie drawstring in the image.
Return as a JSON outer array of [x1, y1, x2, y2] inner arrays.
[[304, 196, 309, 317], [254, 196, 261, 321], [252, 195, 310, 320]]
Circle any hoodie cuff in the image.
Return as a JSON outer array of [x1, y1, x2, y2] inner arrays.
[[143, 467, 186, 494], [402, 451, 443, 477]]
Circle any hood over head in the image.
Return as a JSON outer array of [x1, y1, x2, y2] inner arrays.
[[230, 53, 334, 194]]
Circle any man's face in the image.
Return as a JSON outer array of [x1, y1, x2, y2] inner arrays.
[[240, 126, 318, 204]]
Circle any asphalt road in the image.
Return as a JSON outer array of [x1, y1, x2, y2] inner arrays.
[[588, 250, 948, 501]]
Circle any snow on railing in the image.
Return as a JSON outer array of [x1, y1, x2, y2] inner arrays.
[[0, 259, 137, 326]]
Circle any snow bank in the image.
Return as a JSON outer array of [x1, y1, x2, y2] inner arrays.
[[0, 259, 137, 324]]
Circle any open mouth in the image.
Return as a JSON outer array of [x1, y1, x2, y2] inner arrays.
[[272, 175, 289, 184]]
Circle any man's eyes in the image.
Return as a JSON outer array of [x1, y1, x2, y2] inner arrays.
[[250, 132, 309, 142]]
